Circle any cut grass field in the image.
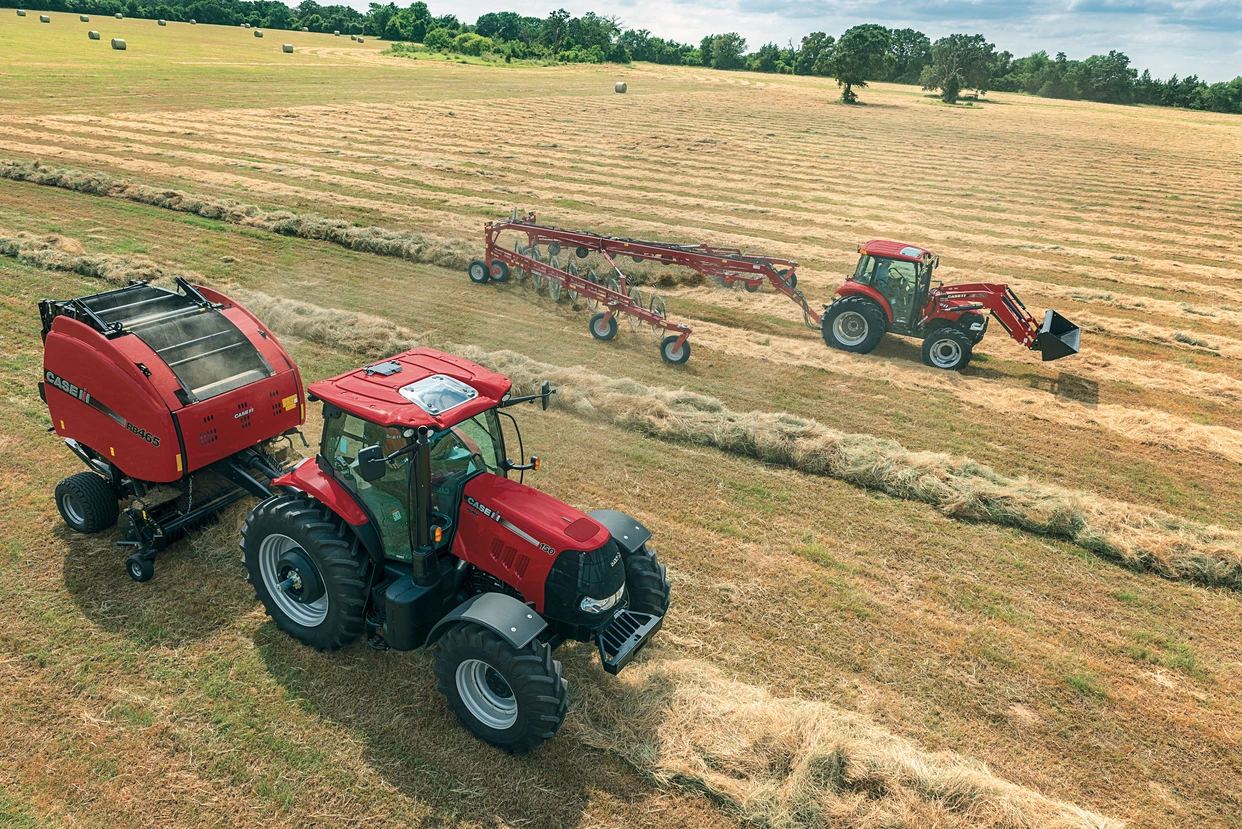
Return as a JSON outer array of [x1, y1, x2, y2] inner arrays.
[[1, 12, 1240, 829]]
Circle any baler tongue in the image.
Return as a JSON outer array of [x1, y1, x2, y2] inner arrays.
[[1034, 310, 1081, 361]]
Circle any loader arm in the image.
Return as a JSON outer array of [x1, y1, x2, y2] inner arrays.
[[926, 283, 1080, 361]]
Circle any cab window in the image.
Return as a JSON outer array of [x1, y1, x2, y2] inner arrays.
[[322, 412, 413, 559], [429, 410, 504, 514]]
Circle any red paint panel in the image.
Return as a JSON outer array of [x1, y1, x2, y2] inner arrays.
[[272, 458, 369, 525]]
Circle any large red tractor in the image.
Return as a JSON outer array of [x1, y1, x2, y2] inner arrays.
[[40, 282, 669, 752], [821, 240, 1081, 371]]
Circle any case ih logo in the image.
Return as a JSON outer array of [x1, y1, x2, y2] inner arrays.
[[234, 408, 254, 419], [466, 495, 501, 522], [46, 370, 161, 447]]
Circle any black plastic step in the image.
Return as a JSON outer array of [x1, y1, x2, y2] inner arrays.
[[596, 609, 663, 675]]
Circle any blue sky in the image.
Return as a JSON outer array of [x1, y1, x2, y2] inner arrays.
[[414, 0, 1242, 81]]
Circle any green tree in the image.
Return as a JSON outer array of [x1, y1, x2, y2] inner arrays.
[[920, 33, 996, 96], [749, 42, 781, 73], [825, 24, 891, 103], [542, 8, 570, 51], [795, 31, 834, 76], [887, 28, 930, 84], [1071, 51, 1137, 103], [704, 32, 746, 70]]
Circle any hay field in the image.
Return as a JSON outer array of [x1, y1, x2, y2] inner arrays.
[[1, 13, 1240, 829]]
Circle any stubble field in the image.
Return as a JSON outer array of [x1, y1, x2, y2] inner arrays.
[[1, 11, 1240, 829]]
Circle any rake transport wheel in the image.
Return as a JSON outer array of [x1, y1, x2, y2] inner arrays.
[[921, 327, 973, 371], [627, 288, 645, 333], [822, 296, 886, 354], [744, 280, 761, 293], [778, 268, 797, 289], [590, 312, 618, 341], [433, 623, 569, 754], [648, 295, 667, 339], [468, 259, 491, 284], [659, 335, 690, 365], [622, 544, 671, 615], [490, 260, 510, 283], [576, 246, 590, 259], [55, 471, 119, 534], [242, 494, 369, 651]]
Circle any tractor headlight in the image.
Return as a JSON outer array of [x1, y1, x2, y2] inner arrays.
[[580, 584, 625, 614]]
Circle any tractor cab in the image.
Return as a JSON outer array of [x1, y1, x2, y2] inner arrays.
[[846, 241, 938, 336]]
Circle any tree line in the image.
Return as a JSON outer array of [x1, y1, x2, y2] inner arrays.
[[18, 0, 1242, 114]]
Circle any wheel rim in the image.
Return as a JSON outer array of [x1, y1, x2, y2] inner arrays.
[[469, 262, 487, 281], [129, 559, 145, 578], [664, 340, 686, 361], [258, 533, 328, 627], [456, 658, 518, 729], [832, 311, 869, 346], [61, 492, 85, 525], [929, 338, 963, 368], [594, 317, 612, 337]]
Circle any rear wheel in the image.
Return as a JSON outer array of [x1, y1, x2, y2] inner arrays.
[[822, 297, 886, 354], [922, 327, 973, 371], [467, 259, 490, 284], [242, 494, 369, 651], [590, 312, 618, 341], [55, 471, 118, 534], [622, 544, 670, 615], [434, 623, 568, 754], [490, 259, 510, 283], [659, 335, 690, 365]]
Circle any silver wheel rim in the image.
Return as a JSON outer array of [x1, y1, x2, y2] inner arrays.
[[259, 533, 328, 627], [469, 262, 487, 281], [664, 340, 686, 361], [929, 338, 963, 368], [61, 493, 85, 525], [832, 311, 869, 346], [456, 658, 518, 729], [594, 317, 612, 337]]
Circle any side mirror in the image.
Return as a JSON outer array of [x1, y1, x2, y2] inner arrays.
[[541, 380, 551, 411], [357, 445, 386, 482]]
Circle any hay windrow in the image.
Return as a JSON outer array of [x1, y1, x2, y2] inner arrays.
[[0, 231, 175, 286], [0, 159, 475, 271], [572, 658, 1122, 829]]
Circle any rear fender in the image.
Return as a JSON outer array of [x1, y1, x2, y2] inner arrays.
[[425, 592, 547, 649], [833, 282, 893, 324], [271, 456, 385, 564]]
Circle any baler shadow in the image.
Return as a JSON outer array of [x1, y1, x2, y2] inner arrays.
[[253, 628, 683, 828], [62, 504, 255, 647]]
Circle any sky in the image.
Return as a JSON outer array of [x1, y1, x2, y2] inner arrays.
[[399, 0, 1242, 82]]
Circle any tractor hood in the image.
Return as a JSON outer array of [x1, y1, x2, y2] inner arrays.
[[461, 473, 612, 556]]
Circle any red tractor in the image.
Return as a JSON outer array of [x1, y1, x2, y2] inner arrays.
[[40, 283, 669, 753], [820, 240, 1080, 371]]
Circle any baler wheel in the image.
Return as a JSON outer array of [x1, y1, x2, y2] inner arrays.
[[622, 544, 670, 615], [433, 623, 568, 754], [55, 471, 118, 534], [590, 312, 618, 341], [242, 494, 369, 651], [659, 335, 690, 365], [126, 554, 154, 583]]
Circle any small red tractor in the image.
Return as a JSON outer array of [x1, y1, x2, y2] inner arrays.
[[40, 281, 669, 752], [822, 240, 1080, 370]]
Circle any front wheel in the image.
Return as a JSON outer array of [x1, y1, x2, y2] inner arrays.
[[623, 544, 670, 616], [434, 624, 568, 754], [241, 494, 369, 651], [921, 327, 973, 371]]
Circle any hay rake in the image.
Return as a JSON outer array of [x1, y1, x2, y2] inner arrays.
[[469, 212, 816, 364]]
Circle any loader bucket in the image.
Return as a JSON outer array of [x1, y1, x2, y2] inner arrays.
[[1034, 310, 1081, 361]]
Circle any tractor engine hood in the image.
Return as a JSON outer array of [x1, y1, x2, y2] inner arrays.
[[461, 473, 612, 556]]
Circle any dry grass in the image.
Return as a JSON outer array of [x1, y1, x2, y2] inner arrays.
[[0, 229, 170, 285], [572, 658, 1121, 829]]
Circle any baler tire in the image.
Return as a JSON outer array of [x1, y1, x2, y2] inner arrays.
[[921, 327, 973, 371], [622, 544, 670, 616], [468, 259, 491, 284], [590, 312, 618, 341], [126, 554, 154, 583], [434, 623, 568, 754], [241, 494, 369, 651], [659, 335, 691, 365], [822, 297, 886, 354], [55, 471, 119, 534]]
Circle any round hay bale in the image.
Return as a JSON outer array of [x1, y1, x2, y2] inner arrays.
[[254, 29, 263, 37], [349, 34, 356, 40], [157, 19, 166, 25], [333, 30, 339, 36], [16, 9, 26, 17], [300, 26, 308, 32], [357, 36, 364, 43], [88, 30, 100, 39], [39, 14, 49, 22], [282, 43, 293, 53], [615, 81, 628, 94], [115, 12, 122, 18], [242, 22, 249, 28], [80, 14, 89, 21], [111, 38, 126, 50], [189, 19, 196, 24]]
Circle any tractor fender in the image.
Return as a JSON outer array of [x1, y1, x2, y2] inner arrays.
[[270, 456, 385, 565], [588, 509, 651, 554], [425, 592, 547, 649], [832, 282, 893, 324]]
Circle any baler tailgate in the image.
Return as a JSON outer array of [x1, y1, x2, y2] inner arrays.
[[133, 311, 272, 400]]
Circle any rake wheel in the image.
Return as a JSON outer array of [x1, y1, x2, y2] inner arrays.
[[566, 261, 581, 301], [649, 295, 667, 339], [584, 270, 600, 311], [627, 288, 645, 333], [606, 276, 621, 295]]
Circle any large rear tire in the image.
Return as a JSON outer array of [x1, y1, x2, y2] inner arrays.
[[55, 471, 118, 534], [822, 296, 886, 354], [622, 544, 670, 616], [434, 623, 568, 754], [241, 494, 369, 651]]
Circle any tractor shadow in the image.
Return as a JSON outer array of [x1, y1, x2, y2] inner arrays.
[[62, 503, 256, 647], [253, 628, 693, 828]]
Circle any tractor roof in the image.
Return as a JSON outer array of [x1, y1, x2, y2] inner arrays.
[[859, 240, 934, 263], [308, 348, 512, 430]]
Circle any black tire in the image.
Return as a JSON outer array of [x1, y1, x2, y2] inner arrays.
[[589, 312, 618, 341], [433, 623, 568, 754], [468, 259, 490, 284], [778, 268, 797, 289], [241, 494, 369, 651], [744, 280, 760, 293], [921, 327, 973, 371], [490, 259, 510, 283], [55, 471, 118, 534], [576, 246, 589, 259], [958, 311, 987, 344], [822, 296, 886, 354], [126, 553, 153, 583], [659, 335, 691, 365], [623, 544, 670, 616]]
